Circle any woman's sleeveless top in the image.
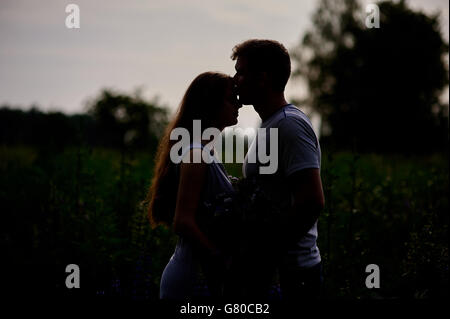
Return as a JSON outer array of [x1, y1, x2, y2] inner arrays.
[[160, 143, 234, 299]]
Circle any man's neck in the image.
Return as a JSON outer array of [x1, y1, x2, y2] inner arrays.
[[254, 94, 289, 122]]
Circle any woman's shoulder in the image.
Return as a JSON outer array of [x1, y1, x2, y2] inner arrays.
[[177, 143, 216, 164]]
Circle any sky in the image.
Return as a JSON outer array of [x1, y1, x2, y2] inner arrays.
[[1, 0, 449, 133]]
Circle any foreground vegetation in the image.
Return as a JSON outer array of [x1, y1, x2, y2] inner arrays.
[[1, 145, 447, 299]]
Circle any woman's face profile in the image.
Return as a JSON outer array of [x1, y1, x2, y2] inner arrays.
[[217, 81, 241, 129]]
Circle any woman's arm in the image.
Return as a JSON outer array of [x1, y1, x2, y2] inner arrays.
[[172, 148, 219, 255]]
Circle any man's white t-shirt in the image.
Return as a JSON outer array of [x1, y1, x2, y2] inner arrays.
[[243, 104, 322, 268]]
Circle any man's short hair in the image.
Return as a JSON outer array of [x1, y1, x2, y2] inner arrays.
[[231, 39, 291, 92]]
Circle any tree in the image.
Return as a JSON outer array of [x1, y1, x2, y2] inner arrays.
[[86, 89, 169, 150], [292, 0, 449, 152], [0, 89, 169, 151]]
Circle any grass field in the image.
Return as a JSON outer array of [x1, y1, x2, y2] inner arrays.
[[0, 145, 448, 299]]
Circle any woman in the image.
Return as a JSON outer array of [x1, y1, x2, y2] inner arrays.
[[146, 72, 241, 300]]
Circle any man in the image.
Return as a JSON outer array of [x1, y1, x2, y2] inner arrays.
[[231, 39, 325, 300]]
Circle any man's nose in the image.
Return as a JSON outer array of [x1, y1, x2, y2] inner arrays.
[[231, 79, 242, 108], [233, 73, 239, 84], [236, 96, 243, 109]]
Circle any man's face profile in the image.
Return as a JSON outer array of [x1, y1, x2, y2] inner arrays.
[[234, 57, 256, 106]]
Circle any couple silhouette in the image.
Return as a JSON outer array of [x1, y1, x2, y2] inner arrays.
[[147, 39, 324, 301]]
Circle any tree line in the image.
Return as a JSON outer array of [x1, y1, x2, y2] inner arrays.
[[0, 89, 169, 152]]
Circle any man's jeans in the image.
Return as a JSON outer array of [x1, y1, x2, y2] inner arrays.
[[279, 261, 324, 300]]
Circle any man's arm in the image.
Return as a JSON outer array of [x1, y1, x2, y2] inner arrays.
[[286, 168, 325, 240]]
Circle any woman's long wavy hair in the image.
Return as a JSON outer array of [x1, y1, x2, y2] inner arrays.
[[146, 72, 233, 228]]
